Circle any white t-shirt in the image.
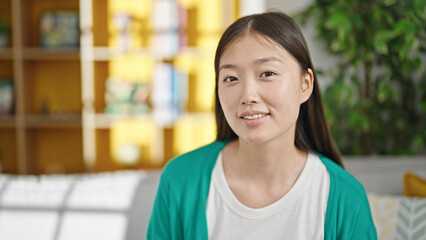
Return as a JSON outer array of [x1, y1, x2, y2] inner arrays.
[[206, 152, 330, 240]]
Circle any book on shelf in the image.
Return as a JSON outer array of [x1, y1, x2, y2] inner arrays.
[[152, 31, 179, 59], [152, 0, 179, 31], [112, 13, 132, 52], [151, 0, 185, 58], [178, 3, 188, 48], [151, 63, 187, 126]]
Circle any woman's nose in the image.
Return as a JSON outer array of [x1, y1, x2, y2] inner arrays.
[[239, 80, 259, 105]]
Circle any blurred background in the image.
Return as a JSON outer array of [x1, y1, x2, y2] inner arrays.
[[0, 0, 424, 175], [0, 1, 425, 239]]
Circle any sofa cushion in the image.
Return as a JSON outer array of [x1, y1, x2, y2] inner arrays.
[[368, 193, 426, 240], [404, 172, 426, 198]]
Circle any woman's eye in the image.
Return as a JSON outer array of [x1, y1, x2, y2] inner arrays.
[[224, 76, 238, 82], [260, 72, 276, 77]]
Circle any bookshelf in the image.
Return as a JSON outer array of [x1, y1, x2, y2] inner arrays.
[[0, 0, 239, 174], [0, 48, 12, 59]]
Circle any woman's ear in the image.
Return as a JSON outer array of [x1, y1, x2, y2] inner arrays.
[[300, 68, 314, 103]]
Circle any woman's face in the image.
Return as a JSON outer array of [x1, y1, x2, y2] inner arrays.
[[218, 34, 313, 145]]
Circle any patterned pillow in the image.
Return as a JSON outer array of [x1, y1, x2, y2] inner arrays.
[[368, 194, 426, 240]]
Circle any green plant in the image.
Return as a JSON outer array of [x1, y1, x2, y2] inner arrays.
[[0, 12, 10, 35], [298, 0, 426, 155]]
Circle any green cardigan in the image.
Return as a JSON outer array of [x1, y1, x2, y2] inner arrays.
[[147, 141, 377, 239]]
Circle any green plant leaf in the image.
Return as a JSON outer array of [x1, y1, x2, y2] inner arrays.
[[373, 7, 385, 21], [420, 101, 426, 114], [302, 0, 426, 155], [393, 19, 408, 36], [373, 31, 394, 54], [331, 40, 345, 52], [350, 75, 361, 91], [396, 118, 406, 130], [414, 0, 426, 16], [383, 0, 396, 6], [325, 12, 352, 34], [377, 83, 397, 103], [413, 57, 421, 70], [352, 14, 363, 30], [412, 136, 423, 150], [349, 110, 369, 131]]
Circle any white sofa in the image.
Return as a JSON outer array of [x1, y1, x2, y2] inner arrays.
[[0, 170, 161, 240], [0, 157, 425, 240]]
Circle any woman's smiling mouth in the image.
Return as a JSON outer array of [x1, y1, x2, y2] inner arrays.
[[239, 111, 270, 126], [241, 113, 268, 119]]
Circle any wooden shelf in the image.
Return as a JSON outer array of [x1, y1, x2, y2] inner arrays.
[[0, 48, 13, 60], [93, 112, 215, 129], [91, 47, 214, 61], [22, 48, 80, 61], [178, 47, 216, 56], [0, 116, 15, 128], [94, 113, 151, 129], [26, 114, 82, 129], [93, 47, 154, 61], [0, 0, 234, 174]]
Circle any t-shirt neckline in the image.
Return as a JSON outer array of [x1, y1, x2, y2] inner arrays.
[[212, 152, 318, 219]]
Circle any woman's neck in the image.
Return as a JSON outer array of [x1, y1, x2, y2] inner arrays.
[[221, 138, 308, 208], [223, 138, 308, 186]]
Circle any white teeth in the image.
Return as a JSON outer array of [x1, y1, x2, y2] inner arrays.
[[242, 114, 267, 119]]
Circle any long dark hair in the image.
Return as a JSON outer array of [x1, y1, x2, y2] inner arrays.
[[214, 11, 343, 167]]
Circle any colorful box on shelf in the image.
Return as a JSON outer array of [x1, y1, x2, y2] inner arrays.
[[0, 11, 11, 49], [40, 11, 79, 50], [0, 79, 13, 116], [105, 77, 150, 116], [0, 33, 9, 49]]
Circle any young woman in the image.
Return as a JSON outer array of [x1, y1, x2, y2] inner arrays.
[[147, 11, 377, 240]]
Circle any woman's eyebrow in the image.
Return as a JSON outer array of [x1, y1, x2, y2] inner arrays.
[[219, 57, 282, 72], [219, 64, 237, 72], [253, 56, 283, 65]]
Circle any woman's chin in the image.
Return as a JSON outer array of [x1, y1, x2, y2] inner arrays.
[[239, 135, 269, 145]]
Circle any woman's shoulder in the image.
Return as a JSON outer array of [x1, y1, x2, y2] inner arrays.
[[318, 154, 378, 239], [317, 154, 368, 198], [161, 141, 228, 182]]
